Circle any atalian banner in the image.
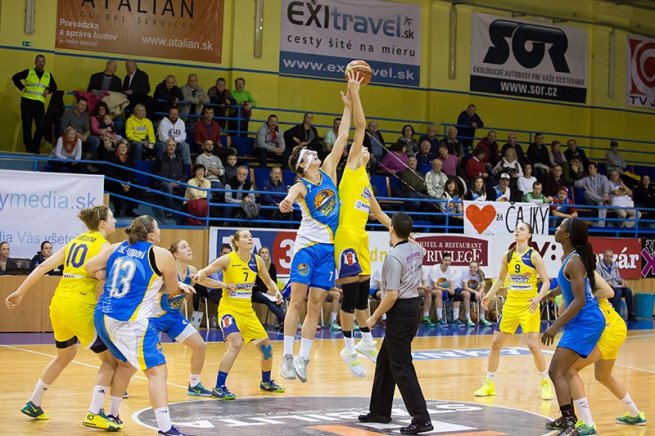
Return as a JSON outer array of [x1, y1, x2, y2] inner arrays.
[[55, 0, 224, 63], [463, 201, 550, 236], [471, 13, 587, 103], [626, 34, 655, 109], [279, 0, 421, 86], [0, 170, 104, 258]]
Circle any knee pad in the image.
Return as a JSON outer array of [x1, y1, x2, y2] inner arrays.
[[356, 279, 371, 311], [55, 337, 77, 349], [90, 336, 108, 354], [341, 282, 359, 314], [259, 343, 273, 360]]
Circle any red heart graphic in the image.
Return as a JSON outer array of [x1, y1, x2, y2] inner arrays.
[[466, 204, 496, 234]]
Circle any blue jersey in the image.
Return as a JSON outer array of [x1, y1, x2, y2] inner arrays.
[[96, 241, 163, 322], [155, 266, 189, 315], [294, 169, 339, 252], [558, 252, 600, 320]]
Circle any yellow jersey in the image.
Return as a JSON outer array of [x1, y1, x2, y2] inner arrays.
[[222, 251, 259, 307], [55, 231, 107, 305], [338, 165, 372, 230], [505, 248, 538, 299]]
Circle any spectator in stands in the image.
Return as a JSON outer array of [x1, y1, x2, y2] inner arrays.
[[575, 162, 610, 227], [363, 121, 386, 169], [322, 117, 344, 159], [397, 156, 428, 211], [465, 147, 488, 181], [207, 77, 235, 129], [195, 139, 224, 191], [154, 138, 186, 215], [596, 250, 637, 321], [465, 176, 487, 201], [430, 253, 460, 326], [255, 114, 286, 168], [608, 170, 641, 227], [605, 140, 627, 175], [475, 130, 500, 167], [416, 140, 436, 174], [253, 247, 285, 328], [157, 106, 191, 168], [517, 163, 537, 199], [549, 140, 567, 168], [501, 133, 526, 166], [50, 126, 82, 172], [87, 59, 122, 93], [194, 106, 228, 158], [527, 133, 551, 181], [492, 147, 523, 180], [564, 139, 590, 170], [122, 60, 150, 104], [105, 139, 138, 217], [96, 113, 121, 161], [125, 103, 155, 160], [184, 164, 211, 225], [438, 126, 464, 160], [441, 177, 463, 221], [436, 144, 458, 178], [568, 157, 585, 182], [153, 74, 183, 115], [12, 54, 57, 154], [60, 96, 99, 157], [90, 101, 112, 158], [419, 124, 440, 154], [522, 181, 550, 204], [230, 77, 256, 136], [634, 175, 655, 223], [397, 124, 419, 156], [426, 158, 448, 200], [180, 73, 209, 122], [380, 141, 409, 175], [550, 186, 577, 223], [282, 112, 321, 168], [489, 172, 512, 202], [261, 165, 291, 221], [0, 241, 10, 274], [456, 104, 483, 150], [225, 165, 258, 220], [29, 241, 62, 275], [543, 164, 567, 197], [223, 151, 238, 183], [456, 261, 490, 326]]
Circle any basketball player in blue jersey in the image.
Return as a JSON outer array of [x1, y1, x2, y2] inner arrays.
[[85, 216, 194, 436], [278, 72, 363, 383], [541, 218, 605, 435]]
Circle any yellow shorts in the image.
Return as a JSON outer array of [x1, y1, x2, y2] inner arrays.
[[498, 297, 541, 335], [597, 306, 627, 360], [218, 301, 267, 344], [334, 226, 370, 279], [50, 295, 97, 348]]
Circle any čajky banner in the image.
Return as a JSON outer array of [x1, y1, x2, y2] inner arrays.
[[463, 201, 550, 236]]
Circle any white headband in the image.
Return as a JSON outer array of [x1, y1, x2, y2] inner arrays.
[[296, 148, 314, 171]]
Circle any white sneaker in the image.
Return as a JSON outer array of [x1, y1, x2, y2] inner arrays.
[[280, 354, 296, 380], [340, 348, 367, 378], [355, 341, 378, 363], [293, 355, 310, 383]]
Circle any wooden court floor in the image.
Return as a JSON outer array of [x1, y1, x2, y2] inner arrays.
[[1, 332, 653, 435]]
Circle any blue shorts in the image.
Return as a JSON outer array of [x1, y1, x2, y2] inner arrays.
[[289, 244, 335, 290], [558, 306, 605, 358], [454, 288, 478, 301], [150, 311, 196, 342], [440, 289, 461, 302]]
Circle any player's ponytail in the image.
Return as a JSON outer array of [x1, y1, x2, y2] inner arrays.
[[78, 205, 110, 231], [567, 218, 596, 290], [125, 215, 156, 244]]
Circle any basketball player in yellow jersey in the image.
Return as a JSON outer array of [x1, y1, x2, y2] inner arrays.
[[475, 222, 554, 400], [194, 230, 284, 400], [334, 75, 391, 377], [5, 205, 122, 430]]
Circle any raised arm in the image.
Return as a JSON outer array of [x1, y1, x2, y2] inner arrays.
[[279, 181, 306, 213], [347, 72, 366, 168]]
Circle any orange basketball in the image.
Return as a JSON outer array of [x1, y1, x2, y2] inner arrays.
[[344, 60, 372, 86]]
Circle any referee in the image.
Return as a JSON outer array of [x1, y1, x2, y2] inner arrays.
[[359, 213, 433, 435]]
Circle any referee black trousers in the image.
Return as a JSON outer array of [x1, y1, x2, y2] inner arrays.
[[369, 297, 430, 423]]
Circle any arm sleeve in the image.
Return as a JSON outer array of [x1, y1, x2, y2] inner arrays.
[[74, 140, 82, 160], [476, 115, 484, 128], [53, 138, 64, 159], [256, 127, 274, 152], [125, 118, 137, 141], [384, 256, 402, 292], [12, 69, 29, 91], [146, 120, 155, 143], [157, 119, 168, 142], [225, 184, 238, 204]]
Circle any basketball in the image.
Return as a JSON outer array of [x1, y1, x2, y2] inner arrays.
[[344, 60, 372, 85]]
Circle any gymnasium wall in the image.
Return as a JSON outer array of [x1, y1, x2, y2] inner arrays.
[[1, 0, 655, 161]]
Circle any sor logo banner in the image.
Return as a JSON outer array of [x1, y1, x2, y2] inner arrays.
[[470, 13, 587, 103], [626, 35, 655, 109]]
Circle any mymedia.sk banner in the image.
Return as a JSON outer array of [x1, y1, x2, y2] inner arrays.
[[463, 201, 550, 236], [626, 34, 655, 109], [0, 170, 105, 258], [279, 0, 421, 86], [55, 0, 224, 63], [471, 13, 587, 103]]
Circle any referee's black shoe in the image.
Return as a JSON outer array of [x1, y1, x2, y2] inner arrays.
[[358, 412, 392, 423], [400, 421, 434, 434]]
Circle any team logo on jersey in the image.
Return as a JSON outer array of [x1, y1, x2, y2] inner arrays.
[[355, 200, 370, 213], [361, 186, 372, 200], [510, 274, 530, 282], [467, 279, 480, 290], [437, 277, 449, 288], [314, 189, 337, 216], [297, 263, 309, 276]]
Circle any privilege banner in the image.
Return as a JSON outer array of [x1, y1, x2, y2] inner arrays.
[[471, 13, 587, 103], [463, 201, 550, 236], [279, 0, 421, 86], [55, 0, 224, 63], [0, 170, 104, 258], [626, 34, 655, 109]]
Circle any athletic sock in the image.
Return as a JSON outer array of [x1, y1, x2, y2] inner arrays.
[[109, 396, 122, 417], [622, 393, 640, 416], [154, 407, 172, 432], [216, 371, 228, 388], [283, 335, 294, 356], [466, 312, 472, 322], [486, 372, 496, 380], [330, 312, 338, 323], [560, 403, 575, 418], [453, 308, 460, 320], [299, 337, 313, 361], [89, 385, 108, 414], [422, 310, 429, 318], [436, 308, 443, 320], [574, 397, 594, 426], [539, 371, 549, 380], [360, 328, 374, 345], [29, 379, 50, 407], [261, 371, 271, 383], [343, 331, 355, 353], [189, 374, 201, 388]]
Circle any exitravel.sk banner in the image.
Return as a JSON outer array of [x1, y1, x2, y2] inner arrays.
[[279, 0, 421, 86], [55, 0, 224, 63], [470, 13, 588, 103]]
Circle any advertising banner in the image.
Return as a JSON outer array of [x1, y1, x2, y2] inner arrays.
[[626, 34, 655, 109], [640, 238, 655, 278], [471, 13, 587, 103], [279, 0, 421, 86], [0, 170, 104, 258], [463, 201, 550, 236], [55, 0, 224, 63], [589, 237, 642, 279]]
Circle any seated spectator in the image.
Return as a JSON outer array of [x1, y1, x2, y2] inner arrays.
[[522, 181, 550, 204], [574, 162, 610, 227], [282, 112, 321, 168], [195, 139, 224, 192], [419, 124, 440, 154], [441, 177, 463, 220], [225, 165, 259, 220], [261, 165, 291, 221], [425, 158, 448, 200], [501, 133, 526, 165], [380, 141, 408, 175], [362, 121, 386, 168], [491, 147, 523, 180], [596, 250, 636, 321], [180, 73, 209, 122], [60, 96, 99, 157], [605, 140, 627, 175], [465, 147, 488, 181], [105, 139, 138, 217], [252, 247, 285, 328], [256, 114, 286, 168], [30, 241, 62, 275], [608, 170, 641, 228], [122, 60, 151, 107], [465, 176, 487, 201], [87, 59, 122, 93], [223, 151, 238, 183], [568, 157, 586, 182], [543, 164, 567, 197], [125, 103, 155, 160], [564, 139, 590, 170], [230, 77, 256, 136], [90, 102, 114, 160], [517, 163, 537, 198], [437, 144, 458, 177], [416, 140, 436, 174], [456, 261, 490, 326], [153, 74, 183, 116], [397, 124, 418, 156], [550, 186, 577, 223], [154, 138, 186, 215], [194, 106, 230, 158], [184, 164, 211, 225], [50, 126, 82, 172], [439, 126, 465, 161], [156, 106, 191, 168], [633, 174, 655, 222], [475, 130, 500, 167], [96, 113, 121, 160], [549, 140, 567, 167], [527, 133, 551, 180], [397, 156, 428, 211], [489, 172, 512, 202], [0, 241, 10, 274], [207, 77, 235, 128], [430, 254, 460, 325]]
